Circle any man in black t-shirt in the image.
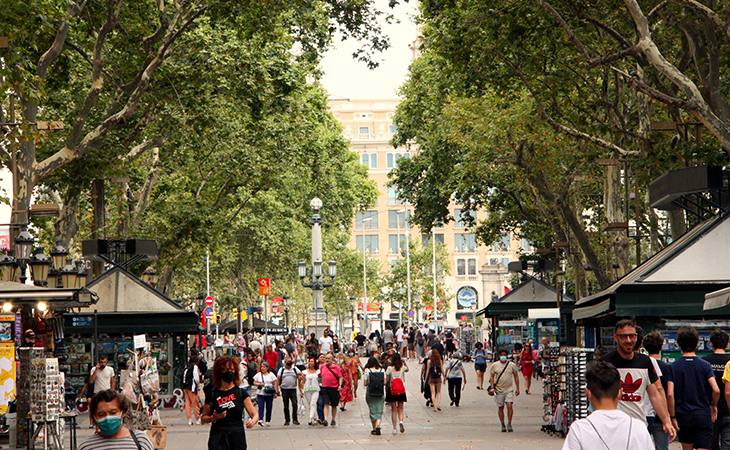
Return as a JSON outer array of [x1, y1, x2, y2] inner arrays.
[[407, 327, 416, 360], [644, 331, 674, 450], [703, 329, 730, 450], [599, 319, 675, 441], [354, 332, 367, 357]]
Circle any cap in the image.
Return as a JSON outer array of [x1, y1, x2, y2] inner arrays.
[[24, 329, 36, 339]]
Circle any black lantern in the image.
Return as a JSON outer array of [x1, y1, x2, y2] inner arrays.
[[28, 247, 51, 286], [0, 253, 17, 282], [75, 260, 88, 288], [60, 257, 77, 289], [50, 241, 68, 272], [14, 226, 34, 261]]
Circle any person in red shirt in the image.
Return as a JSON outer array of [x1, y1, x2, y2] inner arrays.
[[264, 344, 279, 371], [319, 353, 343, 426]]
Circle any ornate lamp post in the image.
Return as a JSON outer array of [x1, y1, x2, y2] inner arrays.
[[28, 247, 51, 286], [283, 294, 290, 332], [298, 198, 337, 337], [14, 225, 34, 284]]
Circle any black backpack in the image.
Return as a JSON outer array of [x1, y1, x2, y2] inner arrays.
[[368, 371, 385, 397], [429, 361, 442, 379], [182, 363, 196, 390]]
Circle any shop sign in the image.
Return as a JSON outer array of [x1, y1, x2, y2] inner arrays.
[[134, 334, 147, 349], [71, 316, 94, 327], [457, 286, 478, 308], [500, 320, 527, 327]]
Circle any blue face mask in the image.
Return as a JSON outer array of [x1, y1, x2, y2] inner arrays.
[[97, 415, 122, 436], [499, 356, 508, 363]]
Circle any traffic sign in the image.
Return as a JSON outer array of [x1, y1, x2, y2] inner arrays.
[[205, 296, 214, 306], [408, 309, 415, 318], [241, 311, 247, 321], [204, 307, 214, 317], [258, 278, 270, 296]]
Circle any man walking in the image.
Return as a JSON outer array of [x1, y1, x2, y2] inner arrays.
[[395, 325, 405, 358], [318, 330, 334, 354], [703, 329, 730, 450], [88, 356, 115, 428], [669, 326, 720, 450], [644, 332, 673, 450], [599, 319, 676, 440], [277, 357, 302, 426], [383, 326, 394, 349], [489, 348, 520, 432], [319, 353, 343, 426]]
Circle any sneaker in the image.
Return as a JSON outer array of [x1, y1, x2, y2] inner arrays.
[[331, 420, 336, 426], [188, 419, 194, 426], [501, 423, 507, 432], [375, 427, 381, 435], [399, 421, 405, 433], [265, 422, 271, 427], [196, 419, 201, 425], [392, 428, 397, 435], [371, 429, 378, 435], [322, 420, 328, 427], [507, 423, 513, 432], [258, 420, 264, 427], [284, 421, 290, 426], [293, 421, 300, 425]]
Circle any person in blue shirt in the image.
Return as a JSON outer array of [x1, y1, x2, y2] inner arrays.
[[473, 342, 488, 390], [669, 326, 720, 450]]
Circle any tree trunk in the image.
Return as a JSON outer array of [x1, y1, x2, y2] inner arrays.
[[669, 209, 687, 239], [605, 155, 630, 276], [91, 179, 105, 277], [53, 184, 81, 247], [157, 266, 174, 297]]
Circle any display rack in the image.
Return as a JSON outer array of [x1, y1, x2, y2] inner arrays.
[[18, 348, 45, 448], [541, 347, 594, 437], [457, 327, 476, 357]]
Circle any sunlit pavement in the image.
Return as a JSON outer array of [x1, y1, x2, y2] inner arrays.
[[75, 360, 572, 450]]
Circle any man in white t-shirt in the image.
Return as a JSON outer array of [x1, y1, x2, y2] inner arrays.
[[319, 331, 333, 354], [563, 361, 652, 450], [395, 326, 405, 357], [90, 356, 116, 392]]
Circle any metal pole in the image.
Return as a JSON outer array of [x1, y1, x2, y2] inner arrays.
[[397, 213, 401, 328], [206, 248, 211, 335], [405, 205, 412, 327], [264, 295, 268, 346], [362, 224, 368, 334], [93, 309, 98, 364], [432, 227, 437, 327]]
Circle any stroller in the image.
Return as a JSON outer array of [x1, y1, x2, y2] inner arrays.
[[420, 359, 432, 407]]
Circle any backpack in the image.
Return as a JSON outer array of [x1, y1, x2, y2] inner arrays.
[[390, 376, 406, 396], [182, 363, 196, 390], [246, 361, 258, 386], [429, 362, 442, 379], [417, 337, 424, 346], [368, 371, 385, 397]]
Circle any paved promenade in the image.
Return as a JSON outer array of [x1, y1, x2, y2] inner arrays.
[[72, 360, 679, 449]]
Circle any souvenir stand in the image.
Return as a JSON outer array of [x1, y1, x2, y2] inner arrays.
[[119, 347, 166, 449], [541, 347, 594, 437], [457, 325, 476, 358]]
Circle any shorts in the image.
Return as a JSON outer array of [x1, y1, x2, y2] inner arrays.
[[475, 363, 487, 372], [399, 341, 407, 349], [676, 414, 712, 450], [408, 343, 414, 351], [494, 390, 514, 408], [319, 387, 340, 407], [714, 415, 730, 450]]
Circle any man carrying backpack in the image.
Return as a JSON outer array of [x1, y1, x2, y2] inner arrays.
[[182, 354, 202, 425]]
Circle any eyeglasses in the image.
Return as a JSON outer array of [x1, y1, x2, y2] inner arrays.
[[615, 333, 638, 340]]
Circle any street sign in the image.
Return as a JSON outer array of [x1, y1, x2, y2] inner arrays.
[[408, 309, 415, 318], [241, 311, 247, 321], [205, 296, 214, 306], [204, 306, 214, 317], [259, 278, 271, 296]]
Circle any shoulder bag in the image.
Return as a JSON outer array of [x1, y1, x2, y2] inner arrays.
[[487, 363, 509, 397]]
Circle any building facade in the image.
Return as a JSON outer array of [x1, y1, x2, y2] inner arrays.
[[329, 98, 525, 330]]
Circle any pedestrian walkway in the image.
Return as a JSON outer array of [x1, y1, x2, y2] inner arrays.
[[75, 361, 567, 450]]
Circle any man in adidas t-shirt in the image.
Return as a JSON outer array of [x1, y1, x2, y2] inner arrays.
[[600, 319, 675, 441]]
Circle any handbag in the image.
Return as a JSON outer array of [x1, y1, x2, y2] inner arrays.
[[263, 385, 276, 395]]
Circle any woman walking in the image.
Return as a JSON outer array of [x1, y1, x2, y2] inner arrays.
[[385, 352, 409, 435], [252, 362, 278, 427], [201, 355, 258, 450], [520, 342, 535, 394], [347, 350, 362, 398], [363, 357, 385, 435], [415, 330, 425, 360], [426, 351, 443, 412], [472, 342, 488, 390], [444, 352, 466, 407], [300, 357, 320, 426], [338, 354, 353, 411], [294, 345, 307, 371]]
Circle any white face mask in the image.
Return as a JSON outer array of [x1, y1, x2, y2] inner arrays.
[[500, 356, 508, 363]]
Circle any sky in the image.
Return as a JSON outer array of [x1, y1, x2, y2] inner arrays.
[[319, 1, 419, 100]]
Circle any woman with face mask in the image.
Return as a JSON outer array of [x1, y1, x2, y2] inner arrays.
[[252, 361, 279, 426], [347, 350, 363, 398], [201, 355, 259, 450], [79, 389, 154, 450]]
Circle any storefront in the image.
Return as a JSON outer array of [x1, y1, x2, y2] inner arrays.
[[478, 278, 575, 350], [572, 212, 730, 358]]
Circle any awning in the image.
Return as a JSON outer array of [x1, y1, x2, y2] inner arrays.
[[0, 281, 98, 309], [528, 308, 560, 319], [573, 299, 611, 321], [704, 286, 730, 310]]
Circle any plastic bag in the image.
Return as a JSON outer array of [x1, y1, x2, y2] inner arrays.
[[298, 402, 306, 417]]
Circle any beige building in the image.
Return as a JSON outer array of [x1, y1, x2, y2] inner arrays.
[[329, 98, 525, 331]]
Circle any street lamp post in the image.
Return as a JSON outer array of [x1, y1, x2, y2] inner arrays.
[[397, 208, 412, 326], [432, 226, 438, 327], [379, 302, 384, 334], [360, 216, 372, 333], [283, 294, 290, 332], [299, 198, 337, 338], [350, 296, 355, 339]]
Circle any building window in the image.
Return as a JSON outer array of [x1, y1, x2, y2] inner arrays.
[[388, 186, 400, 204], [455, 233, 477, 253], [361, 154, 369, 166], [388, 210, 410, 228], [389, 235, 406, 254], [370, 154, 377, 168], [502, 258, 510, 268], [389, 124, 398, 133], [490, 233, 510, 252], [356, 235, 379, 253], [468, 258, 477, 275], [521, 239, 533, 252], [387, 153, 394, 168], [489, 258, 499, 266], [454, 209, 475, 229], [355, 210, 378, 230], [422, 233, 445, 248], [457, 259, 466, 275], [359, 126, 369, 135]]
